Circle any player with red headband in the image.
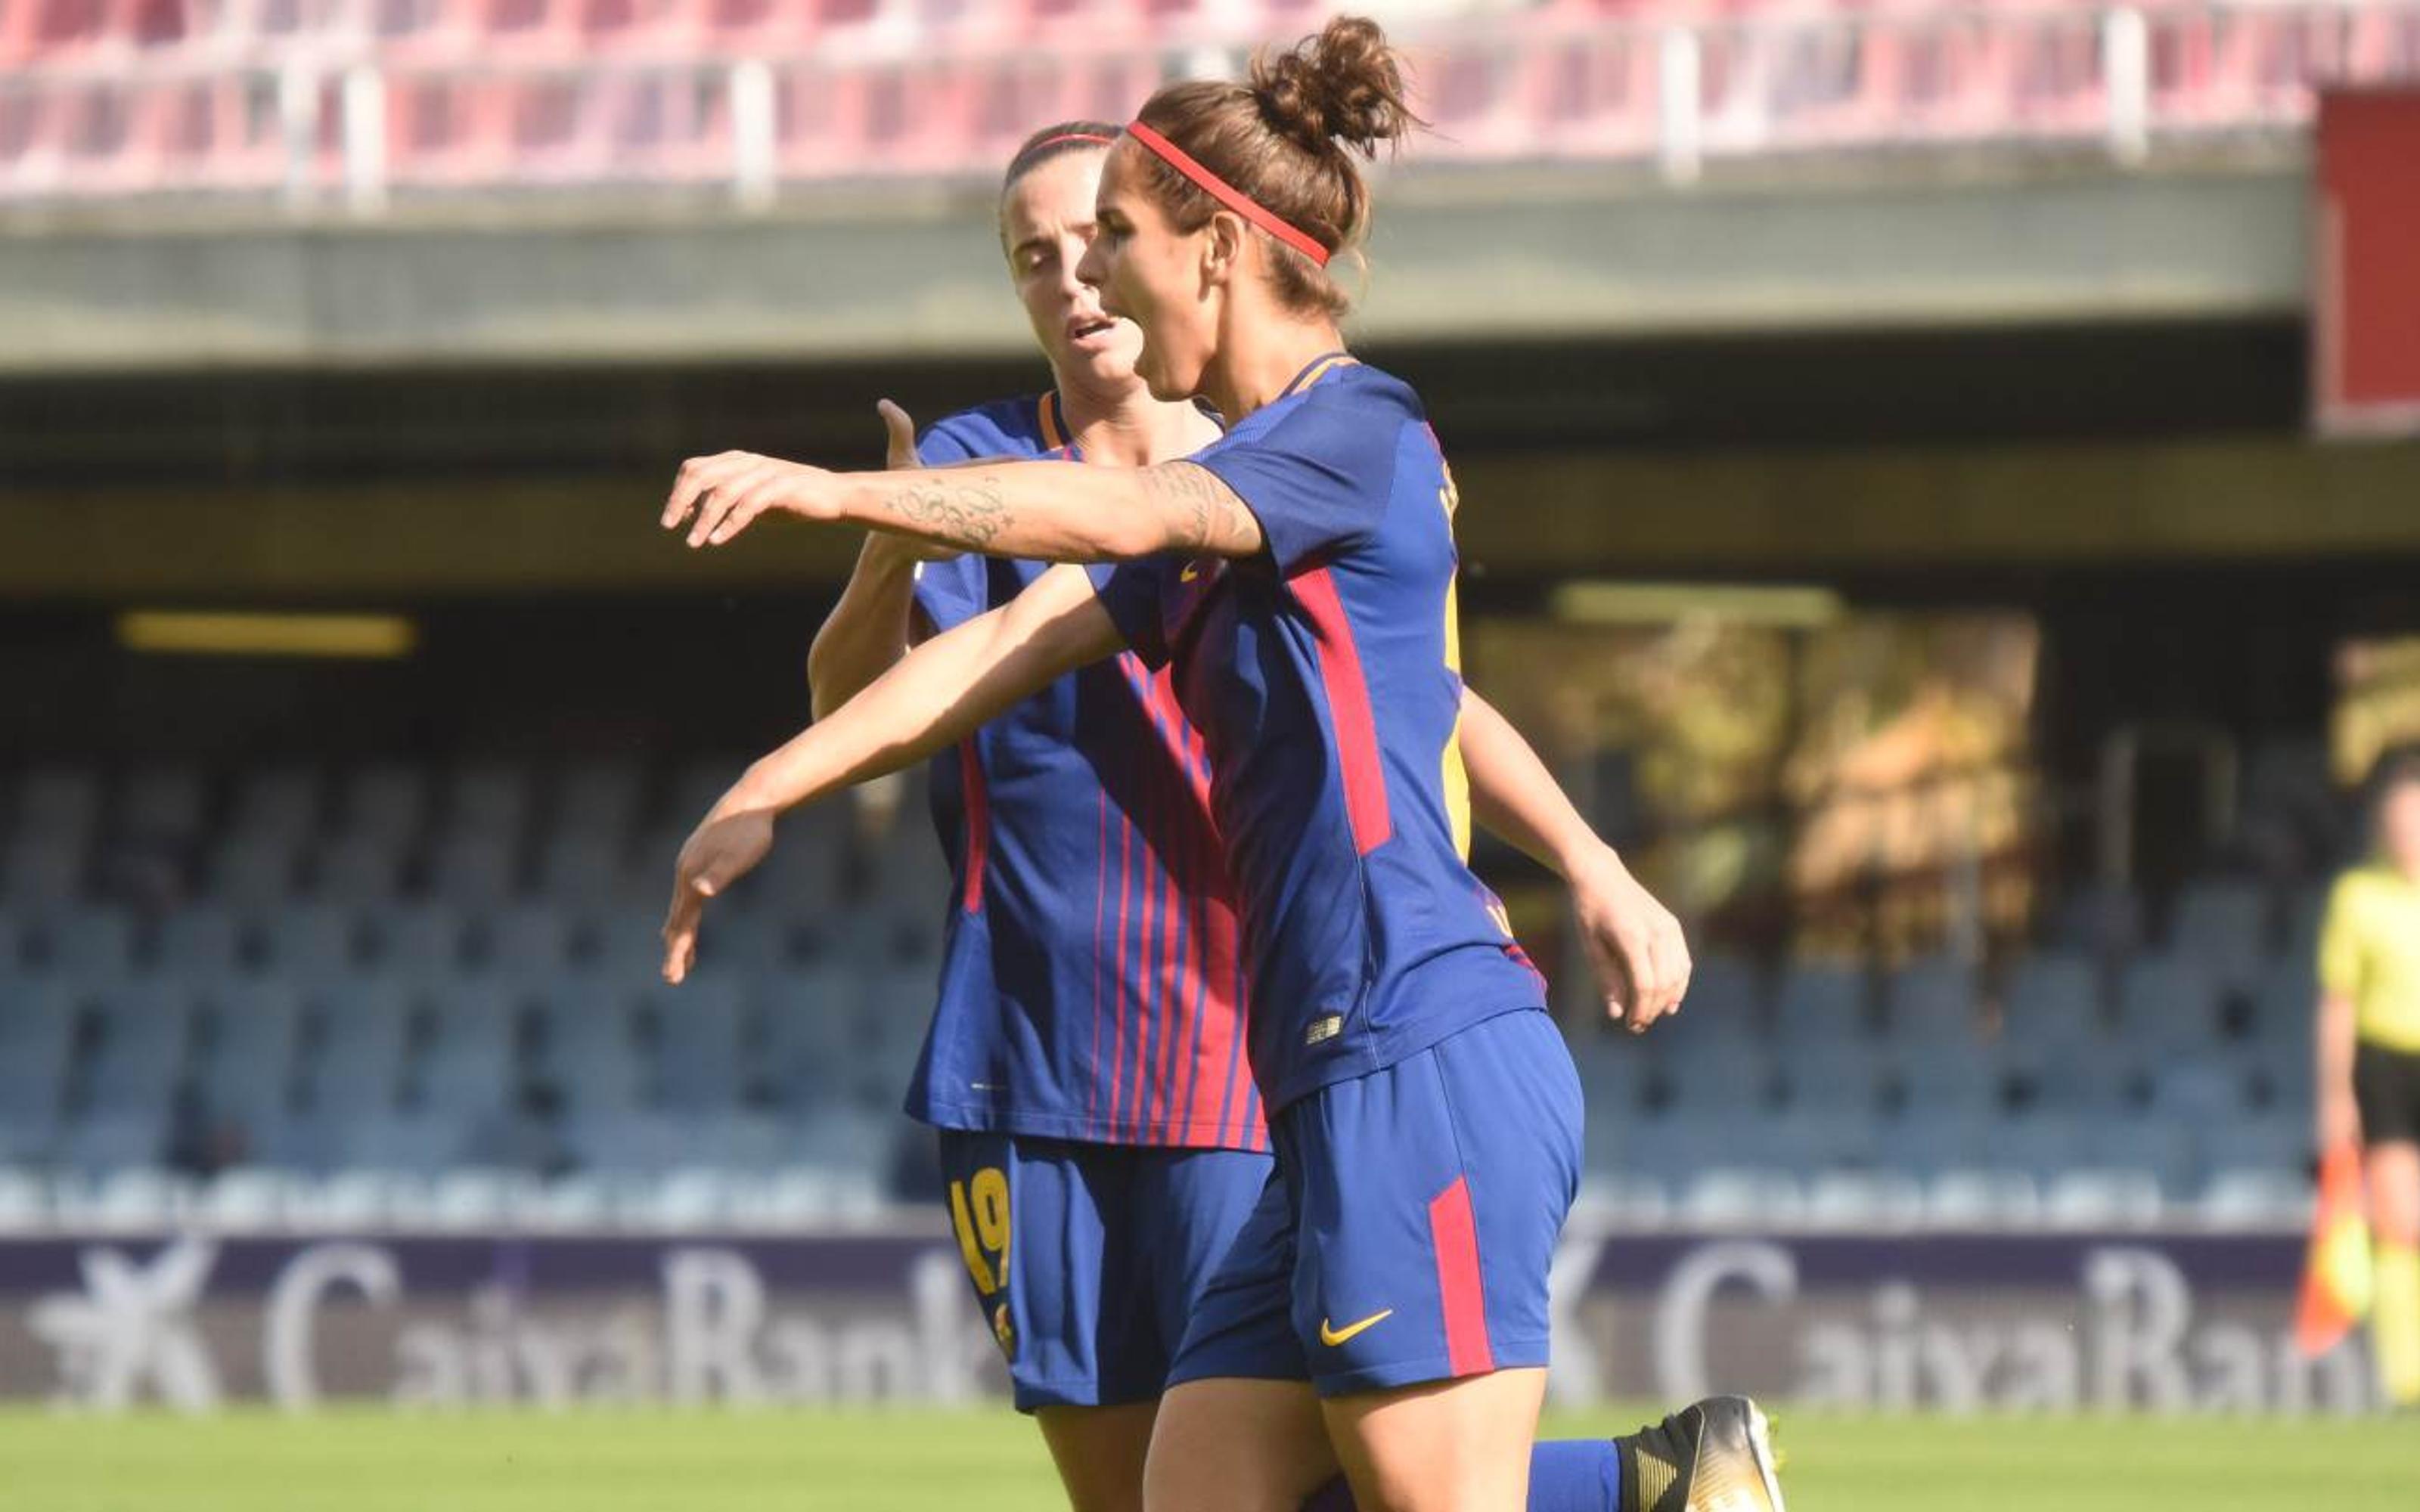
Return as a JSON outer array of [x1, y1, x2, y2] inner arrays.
[[662, 20, 1782, 1512]]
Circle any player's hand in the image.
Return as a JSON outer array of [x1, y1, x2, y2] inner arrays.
[[875, 399, 960, 564], [1568, 847, 1691, 1034], [662, 451, 846, 548], [660, 804, 775, 984]]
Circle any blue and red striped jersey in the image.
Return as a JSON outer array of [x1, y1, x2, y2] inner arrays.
[[1091, 356, 1548, 1115], [899, 392, 1264, 1151]]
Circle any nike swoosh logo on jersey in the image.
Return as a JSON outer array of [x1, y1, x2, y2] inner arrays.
[[1319, 1309, 1393, 1347], [1180, 561, 1202, 581]]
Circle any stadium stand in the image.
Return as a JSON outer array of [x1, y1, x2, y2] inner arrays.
[[3, 1, 2417, 203], [0, 735, 2341, 1234]]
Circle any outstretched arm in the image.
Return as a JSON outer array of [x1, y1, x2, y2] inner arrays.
[[662, 431, 1265, 565], [1458, 688, 1692, 1033], [663, 564, 1125, 983]]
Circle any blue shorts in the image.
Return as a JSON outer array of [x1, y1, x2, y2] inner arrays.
[[935, 1129, 1273, 1412], [1165, 1008, 1583, 1398]]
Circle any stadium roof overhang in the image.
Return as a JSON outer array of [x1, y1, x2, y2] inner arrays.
[[0, 156, 2306, 373]]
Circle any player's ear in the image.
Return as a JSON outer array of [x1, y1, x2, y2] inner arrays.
[[1200, 209, 1245, 292]]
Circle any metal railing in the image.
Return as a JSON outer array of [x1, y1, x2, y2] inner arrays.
[[2, 2, 2415, 210]]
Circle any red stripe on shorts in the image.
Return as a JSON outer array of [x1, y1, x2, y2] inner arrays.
[[1428, 1176, 1494, 1376]]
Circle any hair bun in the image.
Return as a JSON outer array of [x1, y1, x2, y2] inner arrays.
[[1252, 14, 1419, 160]]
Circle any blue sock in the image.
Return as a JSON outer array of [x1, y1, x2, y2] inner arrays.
[[1300, 1439, 1622, 1512], [1526, 1439, 1624, 1512]]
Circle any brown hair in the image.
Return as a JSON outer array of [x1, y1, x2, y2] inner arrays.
[[1128, 15, 1420, 317], [1002, 119, 1122, 196]]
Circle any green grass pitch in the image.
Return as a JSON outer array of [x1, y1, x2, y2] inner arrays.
[[2, 1406, 2413, 1511]]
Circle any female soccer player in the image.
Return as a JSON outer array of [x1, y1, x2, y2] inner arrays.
[[808, 122, 1257, 1512], [2318, 750, 2420, 1408], [662, 20, 1780, 1512], [806, 121, 1737, 1512]]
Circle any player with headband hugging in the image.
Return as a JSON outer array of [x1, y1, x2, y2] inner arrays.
[[661, 19, 1783, 1512]]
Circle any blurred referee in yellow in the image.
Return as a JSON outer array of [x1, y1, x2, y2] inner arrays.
[[2319, 748, 2420, 1408]]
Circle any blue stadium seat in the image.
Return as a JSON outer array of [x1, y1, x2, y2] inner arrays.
[[0, 980, 80, 1091], [427, 830, 521, 906], [554, 758, 645, 844], [2168, 876, 2272, 987], [753, 967, 857, 1109], [1681, 953, 1764, 1024], [530, 990, 648, 1115], [33, 900, 134, 987], [303, 981, 415, 1120], [645, 980, 746, 1114], [2011, 1040, 2136, 1115], [0, 1067, 64, 1163], [83, 981, 195, 1110], [1656, 1036, 1779, 1116], [119, 764, 208, 844], [228, 767, 323, 844], [475, 901, 578, 981], [573, 904, 679, 989], [197, 980, 305, 1123], [260, 902, 361, 982], [57, 1111, 167, 1174], [2114, 955, 2226, 1056], [343, 1113, 469, 1171], [2198, 1114, 2308, 1183], [664, 756, 757, 833], [370, 902, 472, 981], [2279, 885, 2328, 971], [1599, 1113, 1736, 1180], [12, 767, 101, 844], [2048, 880, 2144, 959], [2086, 1120, 2197, 1194], [2139, 1048, 2257, 1122], [616, 823, 690, 907], [154, 905, 247, 978], [1759, 1110, 1882, 1173], [2248, 958, 2316, 1050], [1776, 1036, 1891, 1117], [756, 826, 852, 917], [1990, 1116, 2094, 1182], [1884, 953, 1980, 1047], [2, 838, 85, 907], [1880, 1111, 1996, 1178], [446, 760, 532, 835], [1771, 961, 1871, 1047], [410, 984, 522, 1113], [1890, 1037, 2009, 1118], [340, 763, 430, 845], [533, 831, 626, 909], [309, 832, 403, 903], [1997, 950, 2105, 1060], [213, 832, 302, 906], [1565, 1028, 1651, 1118]]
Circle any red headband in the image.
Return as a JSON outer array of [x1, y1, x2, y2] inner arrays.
[[1125, 120, 1332, 268], [1027, 132, 1115, 154]]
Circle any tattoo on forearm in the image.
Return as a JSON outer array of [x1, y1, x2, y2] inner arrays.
[[1141, 462, 1252, 552], [873, 473, 1010, 550]]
